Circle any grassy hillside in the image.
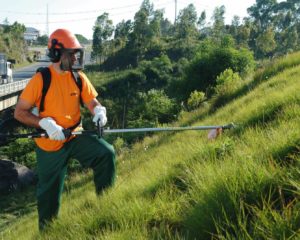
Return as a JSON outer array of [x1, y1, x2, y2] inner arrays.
[[1, 53, 300, 239]]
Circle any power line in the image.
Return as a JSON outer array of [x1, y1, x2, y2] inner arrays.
[[175, 0, 178, 23], [178, 0, 218, 9], [0, 3, 139, 15], [13, 0, 175, 25], [46, 4, 49, 36], [0, 0, 173, 16]]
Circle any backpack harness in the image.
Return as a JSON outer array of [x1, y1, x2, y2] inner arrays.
[[36, 67, 83, 131]]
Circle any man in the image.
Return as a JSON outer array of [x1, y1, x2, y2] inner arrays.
[[14, 29, 116, 230]]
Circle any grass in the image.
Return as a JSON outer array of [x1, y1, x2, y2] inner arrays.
[[1, 52, 300, 239]]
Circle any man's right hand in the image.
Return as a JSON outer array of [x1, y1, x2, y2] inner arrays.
[[39, 117, 66, 140]]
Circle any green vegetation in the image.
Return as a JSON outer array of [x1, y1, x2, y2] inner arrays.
[[0, 22, 27, 63], [187, 91, 206, 111], [91, 0, 300, 70], [1, 0, 300, 238], [75, 34, 89, 45], [1, 48, 299, 240]]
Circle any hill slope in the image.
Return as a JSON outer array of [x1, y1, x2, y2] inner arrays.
[[1, 54, 300, 239]]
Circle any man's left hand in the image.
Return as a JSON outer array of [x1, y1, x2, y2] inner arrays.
[[93, 106, 107, 127]]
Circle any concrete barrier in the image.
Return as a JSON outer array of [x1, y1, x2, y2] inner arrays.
[[0, 79, 30, 97], [0, 79, 30, 111]]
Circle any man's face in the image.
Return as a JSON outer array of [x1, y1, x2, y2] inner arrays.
[[60, 49, 84, 71], [60, 50, 76, 71]]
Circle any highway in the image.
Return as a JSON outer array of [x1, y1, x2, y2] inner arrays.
[[12, 61, 51, 81], [12, 48, 91, 81]]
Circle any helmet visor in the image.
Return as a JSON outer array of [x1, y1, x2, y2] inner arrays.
[[60, 49, 84, 71]]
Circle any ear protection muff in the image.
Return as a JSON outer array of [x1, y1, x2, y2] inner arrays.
[[48, 39, 64, 63]]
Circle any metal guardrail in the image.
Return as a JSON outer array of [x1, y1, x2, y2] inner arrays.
[[0, 79, 30, 97]]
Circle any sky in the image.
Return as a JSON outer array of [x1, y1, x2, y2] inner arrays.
[[0, 0, 257, 39]]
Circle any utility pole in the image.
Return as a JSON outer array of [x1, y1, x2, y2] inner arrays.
[[175, 0, 177, 24], [46, 4, 49, 36]]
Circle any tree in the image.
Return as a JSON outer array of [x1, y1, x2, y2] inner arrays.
[[175, 4, 198, 40], [255, 27, 276, 57], [198, 11, 207, 30], [149, 9, 164, 39], [247, 0, 277, 31], [114, 20, 132, 48], [181, 42, 255, 98], [211, 5, 226, 42], [236, 23, 251, 47], [92, 12, 114, 63], [75, 34, 89, 45], [279, 26, 299, 53], [160, 18, 173, 37], [229, 15, 240, 37], [0, 21, 27, 62], [36, 35, 49, 46], [129, 0, 154, 61], [9, 22, 26, 39], [246, 0, 300, 56]]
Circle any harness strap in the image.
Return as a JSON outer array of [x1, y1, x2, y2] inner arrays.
[[37, 67, 51, 112], [67, 117, 82, 131], [71, 71, 84, 107]]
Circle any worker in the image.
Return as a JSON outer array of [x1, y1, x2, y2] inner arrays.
[[14, 29, 116, 231]]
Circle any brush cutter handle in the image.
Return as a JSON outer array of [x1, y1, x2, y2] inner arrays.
[[0, 129, 75, 141], [96, 120, 104, 138]]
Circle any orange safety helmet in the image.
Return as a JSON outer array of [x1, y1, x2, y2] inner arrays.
[[47, 29, 84, 70], [48, 28, 82, 50]]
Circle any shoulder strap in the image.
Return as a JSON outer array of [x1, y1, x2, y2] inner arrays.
[[36, 67, 51, 112], [71, 71, 84, 107]]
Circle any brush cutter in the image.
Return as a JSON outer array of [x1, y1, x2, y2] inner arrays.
[[0, 122, 235, 142]]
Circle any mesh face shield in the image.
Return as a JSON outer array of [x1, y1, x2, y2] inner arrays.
[[60, 48, 84, 71]]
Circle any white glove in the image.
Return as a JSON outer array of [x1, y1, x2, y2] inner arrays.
[[92, 106, 107, 127], [39, 117, 66, 141]]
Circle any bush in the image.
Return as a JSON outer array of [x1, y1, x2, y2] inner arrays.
[[181, 44, 255, 98], [138, 55, 173, 90], [214, 68, 242, 96], [1, 139, 36, 169], [128, 89, 179, 127], [113, 137, 127, 155], [187, 90, 206, 111]]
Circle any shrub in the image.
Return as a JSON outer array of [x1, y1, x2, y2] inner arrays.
[[181, 44, 254, 98], [128, 89, 179, 126], [214, 68, 242, 96], [187, 90, 206, 111], [113, 137, 127, 155], [1, 138, 36, 169], [138, 55, 173, 90]]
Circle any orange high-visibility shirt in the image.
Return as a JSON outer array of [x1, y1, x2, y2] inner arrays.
[[20, 64, 98, 151]]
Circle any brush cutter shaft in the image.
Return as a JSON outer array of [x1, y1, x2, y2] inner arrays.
[[71, 123, 235, 137], [100, 124, 233, 134], [0, 123, 235, 140]]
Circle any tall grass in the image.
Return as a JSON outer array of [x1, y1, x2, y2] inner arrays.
[[1, 54, 300, 239], [252, 51, 300, 85]]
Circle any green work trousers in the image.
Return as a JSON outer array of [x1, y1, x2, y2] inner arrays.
[[35, 135, 116, 230]]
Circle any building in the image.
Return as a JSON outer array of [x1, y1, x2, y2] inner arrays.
[[24, 27, 40, 42]]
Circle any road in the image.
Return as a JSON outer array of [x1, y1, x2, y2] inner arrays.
[[13, 48, 92, 81], [12, 61, 51, 81]]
